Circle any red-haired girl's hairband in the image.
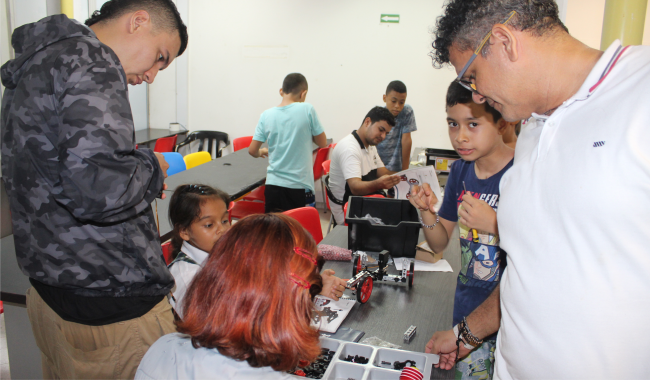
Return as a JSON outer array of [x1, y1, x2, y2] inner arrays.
[[293, 247, 317, 266], [289, 273, 311, 289]]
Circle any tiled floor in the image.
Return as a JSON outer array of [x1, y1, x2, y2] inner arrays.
[[0, 206, 337, 380], [0, 312, 10, 379]]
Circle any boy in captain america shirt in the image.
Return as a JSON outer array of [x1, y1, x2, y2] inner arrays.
[[408, 81, 515, 379]]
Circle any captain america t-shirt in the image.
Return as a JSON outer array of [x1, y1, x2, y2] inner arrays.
[[437, 158, 513, 341]]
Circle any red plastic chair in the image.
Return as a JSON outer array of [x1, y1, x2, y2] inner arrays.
[[154, 135, 178, 153], [322, 160, 331, 176], [228, 200, 265, 222], [313, 146, 331, 180], [233, 136, 254, 152], [343, 194, 386, 227], [313, 146, 331, 211], [283, 207, 324, 243], [161, 241, 174, 265], [243, 185, 265, 203]]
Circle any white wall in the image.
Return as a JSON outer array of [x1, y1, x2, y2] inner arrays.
[[187, 0, 457, 151], [181, 0, 650, 153]]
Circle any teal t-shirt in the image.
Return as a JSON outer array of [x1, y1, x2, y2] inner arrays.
[[253, 102, 324, 191]]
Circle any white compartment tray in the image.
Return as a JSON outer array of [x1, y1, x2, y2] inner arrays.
[[291, 337, 439, 379]]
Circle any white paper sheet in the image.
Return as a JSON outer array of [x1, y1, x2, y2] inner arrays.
[[311, 296, 357, 333], [392, 166, 443, 211], [393, 257, 453, 272]]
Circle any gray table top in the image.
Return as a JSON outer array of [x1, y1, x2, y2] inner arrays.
[[320, 225, 460, 379], [135, 128, 188, 145], [162, 148, 268, 194]]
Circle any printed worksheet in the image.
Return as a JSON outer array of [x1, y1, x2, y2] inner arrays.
[[311, 296, 356, 333], [392, 166, 443, 211]]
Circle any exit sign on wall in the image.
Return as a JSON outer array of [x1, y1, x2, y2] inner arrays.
[[380, 14, 400, 23]]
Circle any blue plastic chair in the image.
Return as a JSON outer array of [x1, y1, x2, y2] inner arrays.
[[161, 152, 186, 176]]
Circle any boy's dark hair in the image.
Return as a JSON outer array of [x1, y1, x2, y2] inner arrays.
[[168, 184, 230, 256], [282, 73, 308, 96], [386, 80, 407, 94], [363, 106, 396, 127], [431, 0, 567, 68], [446, 81, 502, 123], [85, 0, 188, 57]]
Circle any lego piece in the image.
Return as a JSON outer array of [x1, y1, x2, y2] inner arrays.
[[394, 359, 417, 371], [291, 348, 336, 379], [403, 325, 416, 343]]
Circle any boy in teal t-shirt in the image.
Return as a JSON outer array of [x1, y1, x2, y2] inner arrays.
[[249, 73, 328, 213]]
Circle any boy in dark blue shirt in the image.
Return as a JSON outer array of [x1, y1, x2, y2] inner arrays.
[[409, 82, 515, 379]]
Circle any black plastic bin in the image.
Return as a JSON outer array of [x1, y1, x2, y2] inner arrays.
[[345, 196, 420, 258], [425, 148, 460, 173]]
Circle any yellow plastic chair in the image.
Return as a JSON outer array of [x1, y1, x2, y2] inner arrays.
[[184, 151, 212, 169]]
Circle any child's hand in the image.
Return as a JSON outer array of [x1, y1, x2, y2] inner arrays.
[[259, 148, 269, 158], [320, 269, 348, 301], [408, 183, 438, 214], [459, 192, 498, 235]]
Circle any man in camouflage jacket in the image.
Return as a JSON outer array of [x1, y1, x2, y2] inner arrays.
[[1, 1, 188, 377], [1, 14, 172, 298]]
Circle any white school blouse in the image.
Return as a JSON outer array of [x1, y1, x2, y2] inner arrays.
[[168, 241, 209, 319]]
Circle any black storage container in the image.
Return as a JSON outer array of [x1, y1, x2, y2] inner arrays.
[[425, 148, 460, 173], [346, 196, 420, 258]]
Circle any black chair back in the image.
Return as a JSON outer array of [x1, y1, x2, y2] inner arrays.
[[175, 131, 230, 158]]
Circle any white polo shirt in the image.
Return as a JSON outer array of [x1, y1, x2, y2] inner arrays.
[[328, 131, 384, 225], [495, 41, 650, 379]]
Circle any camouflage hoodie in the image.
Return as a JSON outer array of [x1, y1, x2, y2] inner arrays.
[[0, 15, 173, 297]]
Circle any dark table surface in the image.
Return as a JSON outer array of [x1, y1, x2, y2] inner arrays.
[[320, 225, 460, 379], [135, 128, 188, 145]]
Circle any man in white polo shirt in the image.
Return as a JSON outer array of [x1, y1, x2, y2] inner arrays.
[[417, 1, 650, 379], [328, 106, 401, 225]]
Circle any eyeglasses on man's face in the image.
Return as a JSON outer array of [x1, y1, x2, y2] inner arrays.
[[454, 11, 517, 96]]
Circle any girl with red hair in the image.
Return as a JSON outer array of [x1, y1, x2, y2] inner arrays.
[[136, 214, 330, 379]]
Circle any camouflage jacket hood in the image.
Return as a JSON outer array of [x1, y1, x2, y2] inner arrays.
[[1, 15, 173, 297], [1, 14, 92, 89]]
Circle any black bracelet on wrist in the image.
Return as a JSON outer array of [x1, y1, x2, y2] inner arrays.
[[459, 317, 483, 347]]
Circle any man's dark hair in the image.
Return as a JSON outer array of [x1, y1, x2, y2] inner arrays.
[[282, 73, 308, 96], [85, 0, 188, 57], [431, 0, 567, 68], [446, 81, 502, 122], [363, 106, 396, 128], [386, 80, 407, 94]]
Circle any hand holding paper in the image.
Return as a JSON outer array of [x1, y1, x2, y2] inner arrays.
[[392, 166, 442, 212]]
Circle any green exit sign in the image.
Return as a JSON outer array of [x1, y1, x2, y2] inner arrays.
[[380, 14, 400, 23]]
